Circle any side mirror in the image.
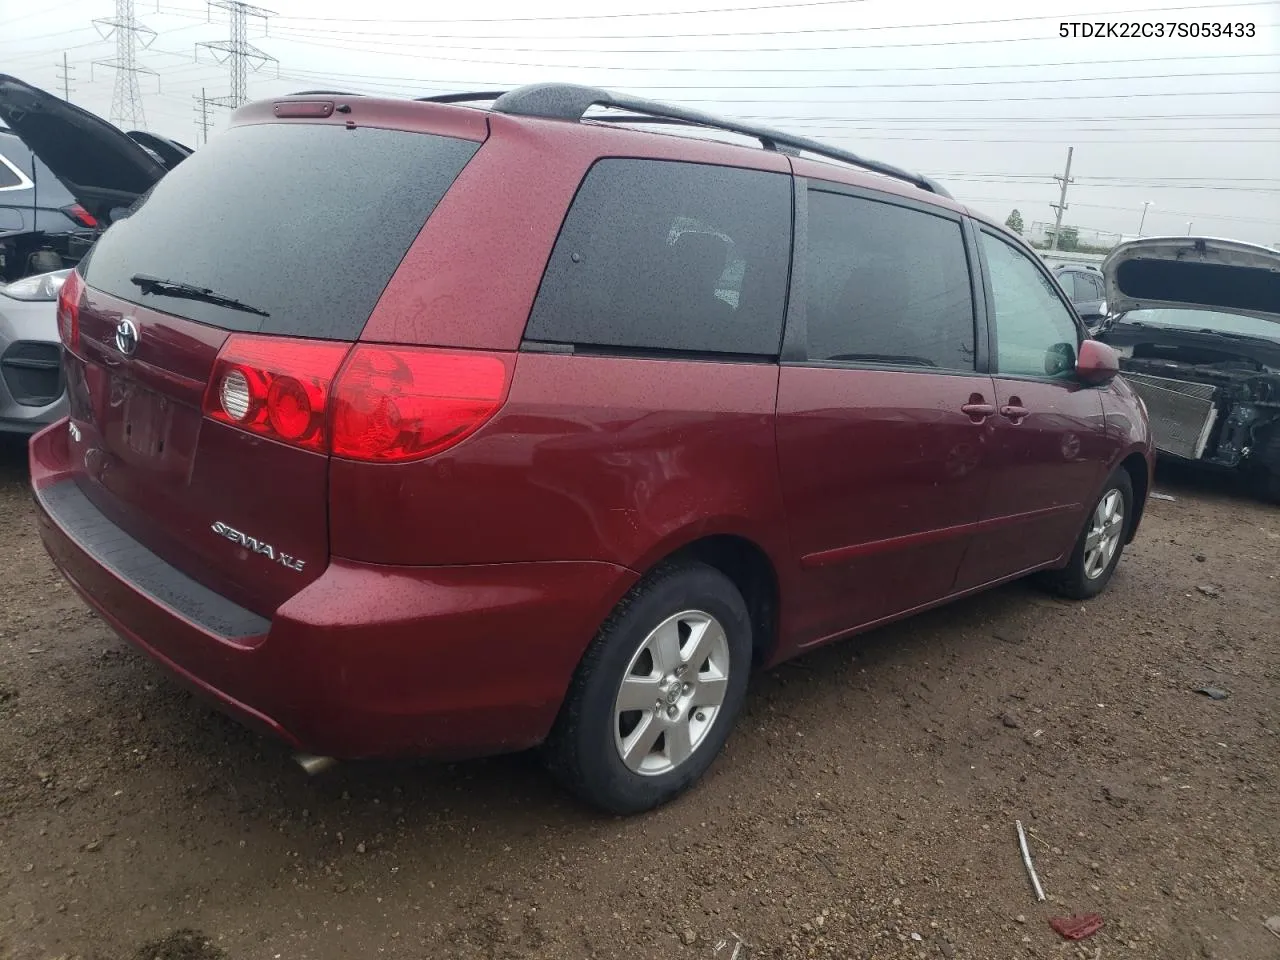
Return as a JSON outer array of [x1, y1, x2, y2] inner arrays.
[[1076, 339, 1120, 386]]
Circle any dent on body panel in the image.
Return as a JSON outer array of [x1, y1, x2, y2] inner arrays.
[[491, 353, 785, 568], [1102, 377, 1144, 449], [328, 354, 787, 568]]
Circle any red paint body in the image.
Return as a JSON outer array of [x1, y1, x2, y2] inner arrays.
[[30, 94, 1153, 760]]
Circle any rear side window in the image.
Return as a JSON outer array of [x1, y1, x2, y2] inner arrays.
[[83, 123, 480, 339], [1071, 273, 1101, 300], [0, 147, 29, 189], [804, 189, 975, 370], [526, 158, 791, 356]]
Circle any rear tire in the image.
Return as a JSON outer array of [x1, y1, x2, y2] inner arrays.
[[1041, 468, 1134, 600], [544, 562, 752, 815], [1256, 467, 1280, 505]]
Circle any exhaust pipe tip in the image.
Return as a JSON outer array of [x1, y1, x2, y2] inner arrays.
[[295, 753, 338, 776]]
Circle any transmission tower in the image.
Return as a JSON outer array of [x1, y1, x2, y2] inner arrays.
[[92, 0, 156, 129], [193, 87, 216, 144], [197, 1, 277, 110], [56, 53, 76, 101]]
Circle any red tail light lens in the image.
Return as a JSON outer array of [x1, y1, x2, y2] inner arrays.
[[62, 203, 98, 228], [203, 335, 349, 453], [331, 346, 510, 462], [56, 269, 84, 351]]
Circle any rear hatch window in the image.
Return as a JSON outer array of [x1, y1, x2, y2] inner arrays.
[[82, 122, 481, 339]]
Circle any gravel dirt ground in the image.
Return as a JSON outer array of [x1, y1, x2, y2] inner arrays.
[[1, 434, 1277, 960]]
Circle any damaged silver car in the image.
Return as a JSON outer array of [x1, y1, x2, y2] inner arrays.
[[1098, 237, 1280, 501]]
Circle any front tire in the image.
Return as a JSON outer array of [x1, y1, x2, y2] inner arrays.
[[1042, 468, 1134, 600], [544, 562, 752, 815]]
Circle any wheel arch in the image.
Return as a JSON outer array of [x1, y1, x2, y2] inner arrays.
[[1118, 451, 1150, 543], [646, 533, 782, 669]]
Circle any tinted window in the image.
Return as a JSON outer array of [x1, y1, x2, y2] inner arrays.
[[83, 124, 480, 339], [981, 232, 1080, 378], [526, 159, 790, 356], [0, 144, 26, 189], [1070, 272, 1101, 301], [804, 190, 974, 369], [0, 161, 21, 189]]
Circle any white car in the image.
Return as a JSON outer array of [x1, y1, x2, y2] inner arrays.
[[1098, 236, 1280, 500], [0, 268, 69, 435]]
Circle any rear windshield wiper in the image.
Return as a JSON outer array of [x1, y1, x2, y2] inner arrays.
[[129, 273, 270, 318]]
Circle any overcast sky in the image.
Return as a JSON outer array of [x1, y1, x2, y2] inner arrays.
[[3, 0, 1277, 245]]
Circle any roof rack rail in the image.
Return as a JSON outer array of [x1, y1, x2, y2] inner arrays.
[[590, 115, 801, 155], [489, 83, 950, 199], [416, 91, 508, 104], [286, 90, 366, 97]]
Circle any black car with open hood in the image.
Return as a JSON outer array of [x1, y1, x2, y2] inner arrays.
[[0, 73, 190, 280], [1098, 236, 1280, 500]]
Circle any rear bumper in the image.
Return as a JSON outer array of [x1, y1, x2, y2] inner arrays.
[[29, 420, 638, 760]]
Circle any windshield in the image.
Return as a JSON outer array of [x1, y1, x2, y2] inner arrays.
[[1119, 308, 1280, 341]]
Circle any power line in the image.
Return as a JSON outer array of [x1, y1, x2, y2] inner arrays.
[[264, 1, 1276, 40], [92, 0, 156, 128], [942, 173, 1280, 183], [953, 196, 1280, 228], [157, 0, 885, 24], [943, 177, 1280, 193], [264, 28, 1280, 62], [210, 0, 1272, 25], [268, 67, 1276, 93]]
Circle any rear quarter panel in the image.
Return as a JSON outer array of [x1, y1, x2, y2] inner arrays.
[[329, 353, 790, 571]]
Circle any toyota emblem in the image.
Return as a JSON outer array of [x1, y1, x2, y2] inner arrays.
[[114, 318, 139, 356]]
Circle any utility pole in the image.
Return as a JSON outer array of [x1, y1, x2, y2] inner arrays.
[[193, 87, 214, 144], [1049, 146, 1074, 251], [1137, 200, 1152, 237], [55, 53, 76, 101], [197, 1, 277, 110], [92, 0, 157, 129]]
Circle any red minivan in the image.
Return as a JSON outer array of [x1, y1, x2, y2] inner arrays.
[[29, 84, 1152, 813]]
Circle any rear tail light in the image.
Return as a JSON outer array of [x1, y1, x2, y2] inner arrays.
[[202, 335, 349, 453], [61, 203, 98, 228], [203, 336, 511, 461], [56, 270, 84, 351], [331, 346, 510, 462]]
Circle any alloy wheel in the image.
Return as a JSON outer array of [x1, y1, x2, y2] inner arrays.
[[1083, 488, 1125, 580], [612, 609, 731, 777]]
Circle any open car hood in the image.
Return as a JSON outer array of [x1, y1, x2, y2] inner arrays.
[[1102, 236, 1280, 324], [0, 74, 185, 223]]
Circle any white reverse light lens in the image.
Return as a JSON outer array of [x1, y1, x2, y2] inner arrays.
[[220, 369, 251, 421]]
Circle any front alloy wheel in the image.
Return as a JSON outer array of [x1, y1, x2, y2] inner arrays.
[[1042, 466, 1134, 600], [1082, 488, 1125, 580]]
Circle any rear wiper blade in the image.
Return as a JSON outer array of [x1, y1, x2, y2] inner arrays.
[[129, 273, 269, 318]]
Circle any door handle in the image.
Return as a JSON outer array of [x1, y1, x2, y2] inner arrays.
[[1000, 403, 1030, 423], [961, 396, 996, 422]]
